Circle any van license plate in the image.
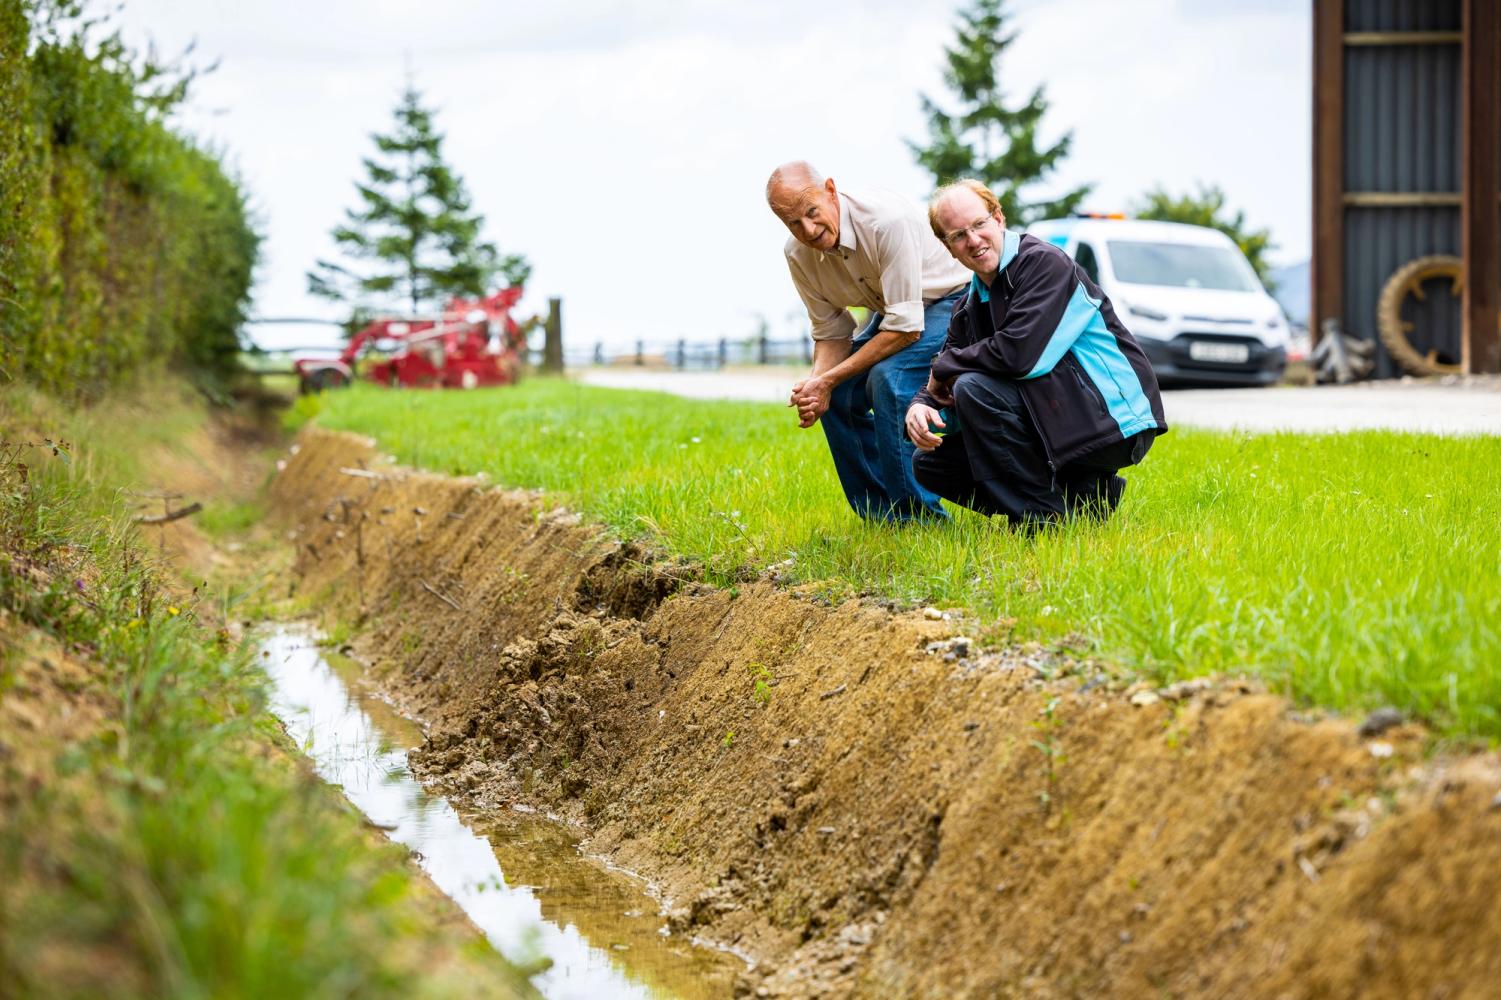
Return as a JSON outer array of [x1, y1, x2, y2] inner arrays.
[[1189, 341, 1250, 364]]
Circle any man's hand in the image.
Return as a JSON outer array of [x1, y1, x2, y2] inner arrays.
[[789, 375, 833, 429], [906, 402, 947, 451]]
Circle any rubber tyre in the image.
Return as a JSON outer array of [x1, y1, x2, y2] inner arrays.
[[1376, 255, 1463, 376]]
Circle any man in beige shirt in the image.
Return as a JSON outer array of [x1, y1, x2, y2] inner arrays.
[[766, 160, 968, 521]]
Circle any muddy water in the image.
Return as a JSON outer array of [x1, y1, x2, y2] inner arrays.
[[260, 627, 737, 1000]]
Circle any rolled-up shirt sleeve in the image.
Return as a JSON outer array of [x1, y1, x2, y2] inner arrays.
[[786, 252, 857, 342], [872, 216, 926, 336]]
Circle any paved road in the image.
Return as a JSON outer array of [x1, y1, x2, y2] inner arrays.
[[576, 369, 1501, 435]]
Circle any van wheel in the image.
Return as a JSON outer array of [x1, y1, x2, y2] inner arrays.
[[1376, 255, 1463, 376]]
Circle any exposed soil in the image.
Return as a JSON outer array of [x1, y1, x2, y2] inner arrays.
[[273, 427, 1501, 1000]]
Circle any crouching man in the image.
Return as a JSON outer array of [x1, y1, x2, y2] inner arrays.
[[766, 161, 968, 522], [904, 180, 1167, 526]]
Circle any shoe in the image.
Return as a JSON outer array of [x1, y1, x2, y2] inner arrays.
[[1065, 475, 1126, 520]]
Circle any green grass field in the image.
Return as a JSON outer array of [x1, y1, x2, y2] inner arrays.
[[313, 379, 1501, 741]]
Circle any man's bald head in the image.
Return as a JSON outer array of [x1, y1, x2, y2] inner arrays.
[[765, 161, 841, 252], [765, 161, 825, 208]]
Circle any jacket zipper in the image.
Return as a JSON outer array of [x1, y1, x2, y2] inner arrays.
[[1017, 387, 1058, 493], [998, 275, 1059, 493], [1071, 355, 1109, 419]]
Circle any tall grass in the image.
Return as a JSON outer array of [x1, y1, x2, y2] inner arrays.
[[316, 379, 1501, 739], [0, 384, 532, 998]]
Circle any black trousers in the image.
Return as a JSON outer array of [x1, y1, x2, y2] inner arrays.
[[912, 371, 1150, 526]]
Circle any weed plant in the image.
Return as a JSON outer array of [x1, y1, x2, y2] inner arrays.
[[316, 380, 1501, 739]]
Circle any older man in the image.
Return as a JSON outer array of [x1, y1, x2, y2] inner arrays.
[[904, 179, 1167, 526], [766, 161, 969, 521]]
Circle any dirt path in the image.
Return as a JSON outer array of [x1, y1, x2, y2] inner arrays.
[[273, 427, 1501, 999], [576, 369, 1501, 435]]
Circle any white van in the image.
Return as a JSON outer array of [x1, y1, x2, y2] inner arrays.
[[1027, 217, 1290, 387]]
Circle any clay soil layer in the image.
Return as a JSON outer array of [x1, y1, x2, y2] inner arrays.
[[273, 427, 1501, 999]]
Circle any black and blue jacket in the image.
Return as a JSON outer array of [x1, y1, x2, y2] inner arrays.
[[915, 230, 1167, 470]]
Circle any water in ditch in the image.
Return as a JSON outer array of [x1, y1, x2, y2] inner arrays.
[[260, 626, 739, 999]]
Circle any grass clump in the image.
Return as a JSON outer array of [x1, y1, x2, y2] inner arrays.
[[0, 385, 533, 999], [315, 379, 1501, 739]]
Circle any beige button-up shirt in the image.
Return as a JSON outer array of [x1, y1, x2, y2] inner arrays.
[[783, 188, 969, 341]]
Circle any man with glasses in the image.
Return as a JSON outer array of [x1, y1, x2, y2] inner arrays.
[[765, 161, 968, 521], [904, 179, 1166, 527]]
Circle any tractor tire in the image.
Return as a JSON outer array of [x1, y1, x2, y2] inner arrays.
[[1376, 255, 1463, 376]]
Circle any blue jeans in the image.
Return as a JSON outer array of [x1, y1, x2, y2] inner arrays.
[[820, 292, 959, 521]]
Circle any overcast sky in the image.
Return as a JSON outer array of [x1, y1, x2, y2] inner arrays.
[[112, 0, 1310, 351]]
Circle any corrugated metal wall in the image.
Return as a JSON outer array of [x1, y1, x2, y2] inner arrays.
[[1346, 0, 1459, 33], [1341, 0, 1463, 378]]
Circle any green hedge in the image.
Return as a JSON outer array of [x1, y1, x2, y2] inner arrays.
[[0, 0, 258, 398]]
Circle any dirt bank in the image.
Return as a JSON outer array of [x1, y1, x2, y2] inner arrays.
[[273, 426, 1501, 999]]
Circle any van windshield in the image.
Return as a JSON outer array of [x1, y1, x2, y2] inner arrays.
[[1106, 241, 1259, 292]]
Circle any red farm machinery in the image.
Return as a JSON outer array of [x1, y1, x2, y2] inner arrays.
[[294, 287, 526, 393]]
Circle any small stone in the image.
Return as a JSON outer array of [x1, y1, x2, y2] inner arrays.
[[784, 737, 801, 749], [923, 606, 944, 620], [1368, 741, 1394, 759], [1297, 856, 1321, 883], [1130, 690, 1161, 708], [1357, 706, 1405, 738], [1118, 931, 1133, 944]]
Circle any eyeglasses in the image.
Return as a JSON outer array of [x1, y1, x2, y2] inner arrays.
[[941, 213, 997, 247]]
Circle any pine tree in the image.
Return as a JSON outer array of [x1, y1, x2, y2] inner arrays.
[[909, 0, 1090, 226], [307, 83, 528, 319], [1133, 184, 1277, 289]]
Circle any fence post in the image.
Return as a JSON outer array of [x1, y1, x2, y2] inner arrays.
[[758, 331, 769, 365], [635, 340, 644, 366], [593, 341, 604, 365], [803, 337, 812, 364], [717, 337, 727, 368], [542, 297, 564, 373]]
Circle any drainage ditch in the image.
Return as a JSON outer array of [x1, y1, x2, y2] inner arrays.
[[261, 626, 739, 999]]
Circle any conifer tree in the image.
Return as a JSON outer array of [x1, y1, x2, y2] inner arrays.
[[909, 0, 1090, 225], [308, 83, 528, 319]]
